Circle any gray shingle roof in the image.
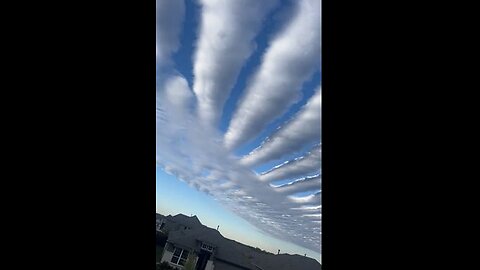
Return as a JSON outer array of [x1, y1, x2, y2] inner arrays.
[[168, 214, 203, 229], [215, 259, 252, 270], [251, 253, 321, 270]]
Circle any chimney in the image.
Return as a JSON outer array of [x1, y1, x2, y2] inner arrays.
[[277, 249, 280, 255], [216, 225, 219, 230]]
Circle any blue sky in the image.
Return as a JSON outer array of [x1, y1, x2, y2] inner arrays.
[[157, 0, 321, 263]]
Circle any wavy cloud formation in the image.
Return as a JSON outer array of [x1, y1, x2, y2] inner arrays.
[[224, 0, 321, 150], [157, 0, 321, 254], [271, 174, 321, 195], [242, 88, 321, 167], [260, 144, 321, 183], [193, 0, 279, 126]]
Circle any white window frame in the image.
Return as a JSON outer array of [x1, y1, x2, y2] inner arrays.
[[170, 247, 189, 266], [201, 243, 214, 252]]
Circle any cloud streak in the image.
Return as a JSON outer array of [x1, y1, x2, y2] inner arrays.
[[224, 0, 321, 150], [260, 144, 321, 183], [242, 87, 321, 167], [193, 0, 278, 126], [271, 174, 321, 195]]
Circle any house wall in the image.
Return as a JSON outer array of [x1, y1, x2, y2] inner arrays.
[[205, 259, 214, 270], [161, 249, 174, 265]]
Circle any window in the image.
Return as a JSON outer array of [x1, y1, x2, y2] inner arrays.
[[201, 243, 213, 252], [171, 247, 189, 266]]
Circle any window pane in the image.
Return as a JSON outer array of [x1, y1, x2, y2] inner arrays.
[[181, 250, 189, 259], [171, 256, 179, 264], [179, 258, 187, 266], [173, 248, 182, 256]]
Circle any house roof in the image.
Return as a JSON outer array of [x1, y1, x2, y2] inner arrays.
[[214, 259, 252, 270], [167, 214, 203, 229], [251, 253, 321, 270]]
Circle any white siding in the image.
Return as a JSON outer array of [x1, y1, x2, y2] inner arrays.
[[205, 259, 214, 270], [161, 249, 174, 264]]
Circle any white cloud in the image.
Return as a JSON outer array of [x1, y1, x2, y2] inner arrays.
[[271, 174, 321, 195], [157, 82, 322, 251], [193, 0, 278, 127], [291, 205, 321, 212], [224, 0, 321, 150], [156, 0, 321, 254], [260, 144, 321, 183], [289, 191, 321, 205], [242, 87, 321, 167]]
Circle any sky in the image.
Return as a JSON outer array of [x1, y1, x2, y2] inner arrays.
[[156, 0, 321, 263]]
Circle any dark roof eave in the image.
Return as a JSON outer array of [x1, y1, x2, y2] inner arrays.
[[166, 240, 195, 251]]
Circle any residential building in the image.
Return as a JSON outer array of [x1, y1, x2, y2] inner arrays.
[[156, 213, 321, 270]]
